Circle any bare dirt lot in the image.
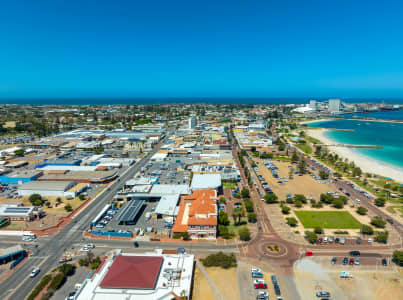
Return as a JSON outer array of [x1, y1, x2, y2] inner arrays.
[[294, 257, 403, 300]]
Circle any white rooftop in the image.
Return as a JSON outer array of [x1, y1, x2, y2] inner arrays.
[[154, 195, 179, 216], [191, 174, 222, 190]]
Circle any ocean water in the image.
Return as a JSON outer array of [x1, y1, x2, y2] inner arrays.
[[308, 119, 403, 169], [342, 110, 403, 120]]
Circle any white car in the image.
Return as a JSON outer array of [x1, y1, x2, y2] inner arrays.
[[30, 268, 40, 278], [323, 237, 328, 243], [85, 243, 95, 249], [251, 268, 261, 273], [80, 247, 90, 252]]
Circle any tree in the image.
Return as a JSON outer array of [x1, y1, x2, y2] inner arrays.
[[218, 225, 232, 239], [291, 150, 299, 162], [319, 171, 328, 180], [264, 193, 278, 203], [374, 198, 386, 207], [286, 217, 298, 227], [247, 213, 257, 223], [182, 232, 191, 240], [14, 149, 25, 157], [241, 189, 250, 198], [34, 199, 42, 206], [281, 205, 291, 214], [59, 264, 75, 276], [314, 227, 323, 234], [231, 208, 243, 225], [251, 146, 256, 152], [392, 250, 403, 266], [374, 230, 389, 243], [294, 200, 303, 208], [294, 194, 307, 204], [239, 227, 251, 241], [78, 194, 86, 200], [356, 206, 368, 215], [29, 194, 42, 205], [64, 204, 73, 212], [305, 231, 318, 244], [371, 216, 386, 228], [297, 158, 306, 174], [219, 197, 226, 204], [218, 211, 230, 226], [361, 224, 374, 235], [332, 199, 344, 209], [79, 258, 89, 266]]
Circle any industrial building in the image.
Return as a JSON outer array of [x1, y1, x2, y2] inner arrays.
[[76, 250, 194, 300], [0, 204, 38, 221], [17, 181, 84, 198], [190, 173, 222, 192], [0, 170, 43, 184], [37, 170, 118, 183]]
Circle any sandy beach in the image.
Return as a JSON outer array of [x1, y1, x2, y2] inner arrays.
[[306, 128, 403, 183]]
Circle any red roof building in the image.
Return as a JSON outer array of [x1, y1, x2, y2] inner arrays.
[[100, 256, 163, 289]]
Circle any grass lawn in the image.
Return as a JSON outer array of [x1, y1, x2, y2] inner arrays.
[[273, 156, 291, 161], [294, 211, 361, 229], [305, 136, 321, 144], [387, 206, 403, 217], [295, 143, 312, 154], [223, 182, 237, 189]]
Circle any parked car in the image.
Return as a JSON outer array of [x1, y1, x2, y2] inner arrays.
[[257, 291, 269, 300], [382, 258, 387, 266], [349, 258, 355, 265], [271, 275, 277, 284], [30, 268, 40, 278], [305, 251, 313, 256], [252, 272, 264, 278], [355, 257, 360, 265], [65, 291, 76, 300], [350, 250, 360, 256], [254, 280, 267, 289], [331, 257, 337, 264], [329, 236, 334, 243], [251, 268, 261, 273], [343, 257, 348, 265], [316, 291, 331, 297], [340, 237, 346, 244]]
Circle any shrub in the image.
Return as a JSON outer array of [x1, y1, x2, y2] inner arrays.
[[286, 217, 298, 227], [64, 204, 73, 212], [182, 232, 191, 240], [332, 199, 344, 209], [286, 197, 294, 204], [172, 233, 183, 239], [334, 230, 348, 235], [371, 216, 386, 228], [281, 205, 290, 214], [361, 224, 374, 235], [219, 197, 226, 204], [356, 206, 368, 215], [59, 264, 75, 276], [247, 213, 257, 223], [374, 198, 386, 207], [218, 225, 234, 239], [27, 274, 52, 300], [201, 252, 237, 269], [374, 230, 389, 243], [48, 273, 66, 291], [294, 194, 307, 204], [244, 200, 254, 212], [305, 231, 318, 244], [40, 290, 54, 300], [239, 227, 251, 241], [392, 250, 403, 266], [264, 193, 278, 203], [79, 258, 89, 266], [294, 200, 303, 208], [314, 227, 323, 234]]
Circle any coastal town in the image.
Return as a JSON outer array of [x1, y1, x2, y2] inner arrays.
[[0, 101, 402, 300]]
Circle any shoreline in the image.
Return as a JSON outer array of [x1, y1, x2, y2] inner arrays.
[[305, 128, 403, 183], [299, 118, 333, 125]]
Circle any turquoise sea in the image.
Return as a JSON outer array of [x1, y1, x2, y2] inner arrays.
[[308, 111, 403, 170]]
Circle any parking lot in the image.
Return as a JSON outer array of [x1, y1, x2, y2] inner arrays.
[[143, 157, 192, 185]]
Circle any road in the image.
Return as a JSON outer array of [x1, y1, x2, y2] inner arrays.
[[0, 138, 168, 300]]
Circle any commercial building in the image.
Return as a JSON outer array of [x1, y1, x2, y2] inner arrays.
[[328, 98, 341, 113], [17, 181, 84, 198], [37, 170, 117, 183], [76, 250, 194, 300], [0, 170, 43, 184], [188, 116, 197, 129], [0, 204, 37, 221], [172, 189, 217, 239], [309, 99, 317, 111], [191, 174, 222, 192]]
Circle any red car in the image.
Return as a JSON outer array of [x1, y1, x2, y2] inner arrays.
[[305, 251, 313, 256], [254, 282, 267, 289], [349, 258, 355, 265]]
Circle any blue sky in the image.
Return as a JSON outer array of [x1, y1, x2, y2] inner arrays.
[[1, 0, 403, 99]]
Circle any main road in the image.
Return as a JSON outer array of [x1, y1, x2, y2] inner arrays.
[[0, 135, 175, 300]]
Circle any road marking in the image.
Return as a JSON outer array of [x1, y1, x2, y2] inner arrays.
[[4, 256, 48, 300]]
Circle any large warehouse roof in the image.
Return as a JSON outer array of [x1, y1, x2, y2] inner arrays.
[[154, 195, 179, 216], [100, 256, 163, 289], [117, 200, 145, 224], [18, 181, 76, 191]]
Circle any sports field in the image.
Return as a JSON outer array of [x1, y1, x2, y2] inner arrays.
[[294, 211, 361, 229]]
